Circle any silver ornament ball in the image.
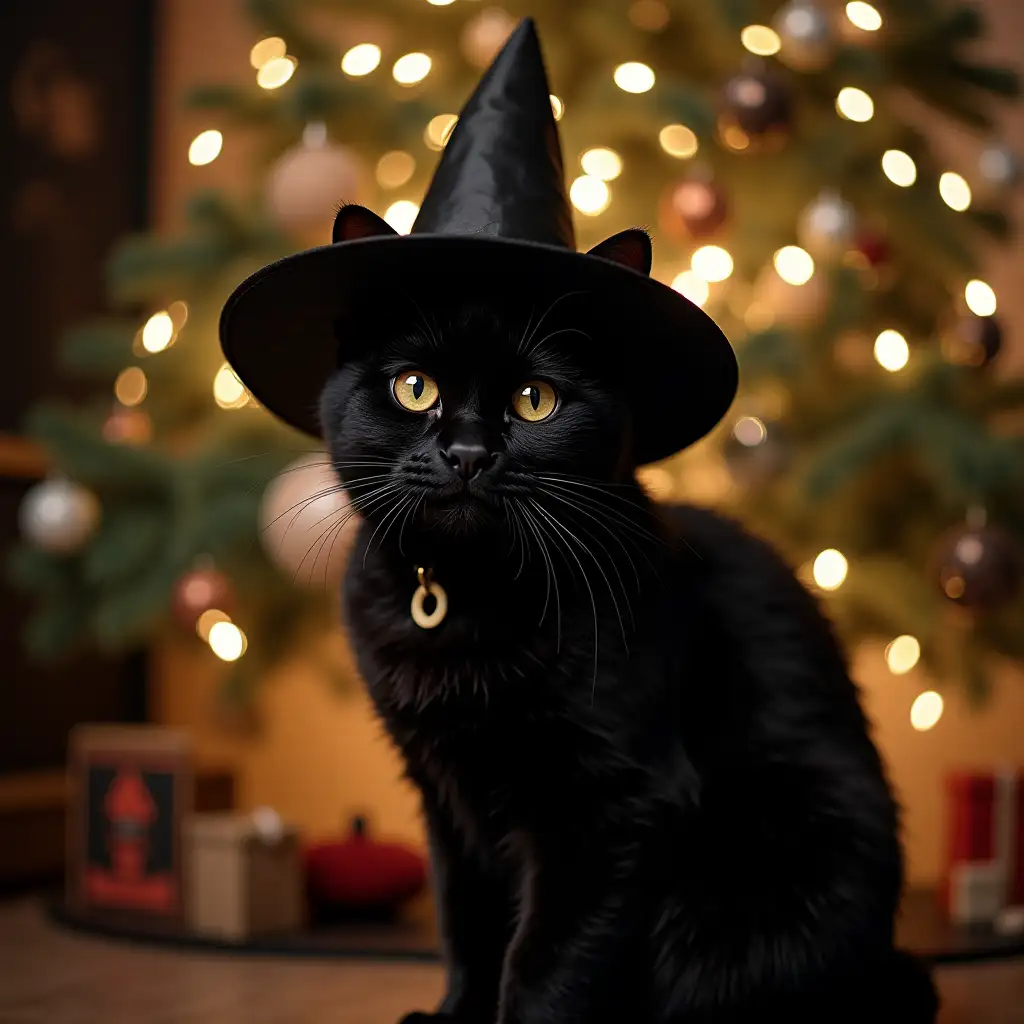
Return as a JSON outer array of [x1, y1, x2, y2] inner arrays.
[[19, 477, 101, 554], [774, 1, 834, 72], [798, 190, 856, 256], [978, 143, 1020, 188]]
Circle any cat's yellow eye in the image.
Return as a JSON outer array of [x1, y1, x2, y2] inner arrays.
[[512, 380, 558, 423], [392, 371, 439, 412]]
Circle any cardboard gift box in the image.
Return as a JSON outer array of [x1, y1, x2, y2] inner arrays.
[[185, 810, 305, 940]]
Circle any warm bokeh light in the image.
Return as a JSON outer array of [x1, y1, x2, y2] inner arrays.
[[671, 270, 709, 307], [836, 87, 874, 122], [425, 113, 458, 150], [910, 690, 944, 731], [691, 245, 733, 282], [882, 149, 917, 186], [213, 364, 249, 409], [813, 549, 848, 590], [659, 124, 699, 159], [427, 0, 457, 5], [376, 150, 416, 189], [114, 367, 147, 407], [250, 37, 286, 69], [965, 279, 997, 316], [614, 62, 656, 94], [167, 300, 189, 330], [773, 246, 815, 286], [257, 55, 297, 90], [846, 2, 883, 31], [569, 175, 611, 216], [188, 129, 222, 166], [581, 147, 623, 181], [393, 52, 432, 85], [384, 200, 420, 234], [886, 635, 921, 675], [939, 172, 972, 211], [141, 311, 175, 353], [629, 0, 670, 31], [196, 608, 232, 642], [741, 25, 781, 56], [550, 95, 564, 120], [208, 620, 246, 661], [874, 329, 910, 371], [341, 43, 382, 76], [733, 416, 767, 446]]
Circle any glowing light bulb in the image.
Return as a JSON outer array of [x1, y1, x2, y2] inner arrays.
[[873, 329, 909, 371], [886, 635, 921, 675], [846, 2, 883, 31], [427, 0, 457, 5], [196, 608, 232, 642], [614, 62, 656, 94], [208, 620, 246, 661], [910, 690, 943, 731], [393, 52, 432, 85], [813, 549, 848, 590], [188, 129, 222, 166], [836, 87, 874, 122], [939, 172, 972, 211], [213, 364, 248, 409], [773, 246, 815, 286], [733, 416, 767, 446], [550, 95, 564, 120], [671, 270, 709, 307], [257, 56, 297, 89], [690, 246, 733, 283], [376, 151, 416, 189], [384, 200, 420, 234], [569, 175, 611, 216], [250, 37, 286, 69], [965, 280, 997, 316], [425, 114, 458, 151], [659, 124, 698, 159], [341, 43, 382, 76], [114, 367, 147, 407], [141, 311, 175, 353], [580, 148, 622, 181], [882, 149, 917, 187], [741, 25, 781, 56]]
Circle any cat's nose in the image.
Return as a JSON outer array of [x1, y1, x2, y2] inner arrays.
[[441, 440, 494, 481]]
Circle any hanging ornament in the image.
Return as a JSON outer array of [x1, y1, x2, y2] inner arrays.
[[460, 8, 517, 69], [942, 314, 1003, 369], [850, 227, 890, 269], [719, 67, 792, 150], [977, 142, 1020, 191], [658, 176, 728, 242], [102, 403, 152, 445], [774, 1, 834, 72], [265, 123, 363, 246], [172, 565, 235, 629], [18, 476, 101, 554], [798, 189, 856, 259], [932, 516, 1022, 609], [259, 454, 358, 587], [722, 416, 792, 486]]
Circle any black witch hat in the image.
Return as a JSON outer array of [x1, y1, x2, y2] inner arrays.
[[220, 18, 737, 465]]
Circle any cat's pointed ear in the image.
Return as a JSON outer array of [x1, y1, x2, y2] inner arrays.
[[332, 203, 399, 244], [586, 228, 653, 277]]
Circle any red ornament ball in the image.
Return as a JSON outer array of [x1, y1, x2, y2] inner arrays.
[[932, 523, 1022, 609], [851, 229, 890, 269], [719, 69, 792, 141], [172, 566, 234, 627], [659, 179, 728, 242]]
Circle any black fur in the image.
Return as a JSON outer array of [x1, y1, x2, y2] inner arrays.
[[320, 284, 938, 1024]]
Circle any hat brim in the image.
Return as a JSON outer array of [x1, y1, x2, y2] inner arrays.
[[219, 234, 738, 466]]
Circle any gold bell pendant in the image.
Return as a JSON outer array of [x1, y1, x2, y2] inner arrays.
[[411, 566, 448, 629]]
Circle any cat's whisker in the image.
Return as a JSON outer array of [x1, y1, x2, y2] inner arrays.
[[517, 289, 588, 354], [397, 494, 423, 557], [526, 326, 592, 358], [364, 494, 416, 568], [537, 479, 665, 551], [519, 503, 558, 646], [505, 499, 530, 581]]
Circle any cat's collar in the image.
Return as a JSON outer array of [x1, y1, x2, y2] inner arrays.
[[411, 566, 448, 629]]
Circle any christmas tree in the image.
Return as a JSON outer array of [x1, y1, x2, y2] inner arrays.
[[10, 0, 1022, 713]]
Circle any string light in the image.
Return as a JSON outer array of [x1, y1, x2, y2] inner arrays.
[[629, 0, 670, 31], [341, 43, 382, 77], [393, 52, 432, 85], [581, 148, 622, 181], [741, 25, 781, 56], [384, 200, 420, 234], [659, 124, 698, 159], [671, 270, 709, 307], [140, 311, 175, 353], [965, 279, 997, 316], [250, 37, 286, 69], [569, 175, 611, 216], [614, 62, 656, 94], [188, 129, 222, 166], [114, 367, 147, 407], [213, 364, 249, 409], [939, 172, 972, 211], [882, 149, 917, 187], [208, 620, 247, 661], [773, 246, 815, 285], [874, 329, 909, 371], [836, 87, 874, 122], [257, 56, 297, 90], [910, 690, 943, 731], [813, 549, 848, 590], [846, 2, 883, 31], [196, 608, 232, 642], [168, 301, 189, 330], [691, 246, 733, 282], [376, 151, 416, 189], [550, 95, 565, 121], [426, 0, 457, 5], [733, 416, 768, 446], [425, 114, 458, 151], [886, 635, 921, 675]]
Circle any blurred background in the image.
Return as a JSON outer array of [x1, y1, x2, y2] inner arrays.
[[1, 1, 1023, 1021]]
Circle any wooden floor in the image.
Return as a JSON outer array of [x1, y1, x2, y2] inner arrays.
[[0, 897, 1022, 1023]]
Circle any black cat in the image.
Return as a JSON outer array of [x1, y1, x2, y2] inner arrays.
[[320, 237, 939, 1024]]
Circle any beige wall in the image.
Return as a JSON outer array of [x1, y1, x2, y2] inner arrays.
[[151, 0, 1024, 886]]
